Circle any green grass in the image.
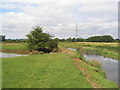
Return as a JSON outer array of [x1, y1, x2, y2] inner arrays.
[[76, 60, 117, 88], [2, 44, 27, 50], [1, 42, 118, 88], [1, 43, 29, 54], [2, 54, 92, 88], [2, 53, 117, 88], [59, 42, 119, 60], [2, 42, 118, 59]]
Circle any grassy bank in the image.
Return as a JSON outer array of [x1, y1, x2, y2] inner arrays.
[[3, 54, 92, 88], [1, 42, 119, 60], [1, 42, 118, 88], [2, 49, 117, 88], [59, 42, 119, 60]]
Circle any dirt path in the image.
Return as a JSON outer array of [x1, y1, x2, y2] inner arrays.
[[74, 58, 100, 88]]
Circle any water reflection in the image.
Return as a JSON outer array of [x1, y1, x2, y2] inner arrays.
[[83, 54, 119, 86], [67, 48, 119, 87]]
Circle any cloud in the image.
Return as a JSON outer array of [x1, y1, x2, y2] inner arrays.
[[1, 1, 118, 39], [2, 12, 35, 39], [79, 2, 118, 17], [2, 0, 119, 2]]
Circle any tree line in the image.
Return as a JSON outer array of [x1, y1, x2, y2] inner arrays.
[[3, 26, 119, 53], [3, 35, 120, 43], [54, 36, 120, 43]]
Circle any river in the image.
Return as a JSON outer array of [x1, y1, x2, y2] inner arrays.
[[83, 54, 119, 86], [67, 48, 119, 87], [0, 52, 27, 58]]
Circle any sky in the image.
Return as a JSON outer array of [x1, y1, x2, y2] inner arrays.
[[0, 0, 119, 39]]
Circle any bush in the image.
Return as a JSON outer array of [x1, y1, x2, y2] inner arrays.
[[26, 26, 58, 53]]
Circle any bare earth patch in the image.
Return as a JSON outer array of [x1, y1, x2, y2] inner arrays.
[[74, 58, 100, 88]]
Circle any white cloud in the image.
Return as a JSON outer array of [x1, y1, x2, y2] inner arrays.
[[2, 12, 36, 39], [1, 1, 118, 39], [2, 0, 119, 2], [79, 2, 118, 18]]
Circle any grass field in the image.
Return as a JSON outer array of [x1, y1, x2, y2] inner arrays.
[[3, 54, 93, 88], [2, 49, 117, 88], [1, 42, 118, 60], [1, 42, 118, 88], [0, 43, 29, 54], [59, 42, 119, 60]]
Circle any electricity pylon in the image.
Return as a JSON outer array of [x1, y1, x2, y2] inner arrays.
[[75, 24, 78, 42]]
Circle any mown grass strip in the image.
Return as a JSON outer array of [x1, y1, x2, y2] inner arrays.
[[2, 54, 92, 88]]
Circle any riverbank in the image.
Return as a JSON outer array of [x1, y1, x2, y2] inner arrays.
[[1, 42, 119, 60], [59, 42, 119, 60], [2, 47, 117, 88], [1, 42, 118, 88], [3, 53, 93, 88], [61, 42, 119, 87], [83, 54, 119, 86]]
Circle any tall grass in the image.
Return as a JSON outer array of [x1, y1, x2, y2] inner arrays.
[[88, 59, 102, 69]]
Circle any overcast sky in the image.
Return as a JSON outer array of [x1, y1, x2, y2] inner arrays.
[[0, 0, 119, 39]]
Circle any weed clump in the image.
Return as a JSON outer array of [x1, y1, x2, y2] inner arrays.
[[89, 59, 102, 69], [30, 50, 44, 55]]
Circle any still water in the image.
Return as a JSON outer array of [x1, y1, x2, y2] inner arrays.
[[67, 48, 119, 86], [0, 52, 27, 58], [83, 54, 119, 86]]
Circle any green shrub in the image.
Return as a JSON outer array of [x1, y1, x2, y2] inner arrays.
[[26, 26, 58, 53]]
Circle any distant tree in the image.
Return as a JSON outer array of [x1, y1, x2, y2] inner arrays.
[[67, 38, 72, 42], [76, 38, 85, 42], [114, 38, 120, 43], [26, 26, 58, 53], [86, 35, 114, 42], [5, 39, 28, 43], [54, 38, 60, 42], [61, 39, 66, 42], [72, 38, 76, 42]]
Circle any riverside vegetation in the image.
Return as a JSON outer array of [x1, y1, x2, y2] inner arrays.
[[59, 42, 119, 60], [1, 26, 118, 88], [1, 42, 118, 88]]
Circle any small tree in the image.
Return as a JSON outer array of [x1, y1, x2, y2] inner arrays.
[[26, 26, 58, 53]]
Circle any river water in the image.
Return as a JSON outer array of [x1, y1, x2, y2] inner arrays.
[[83, 54, 119, 86], [0, 52, 27, 58], [67, 48, 119, 87]]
